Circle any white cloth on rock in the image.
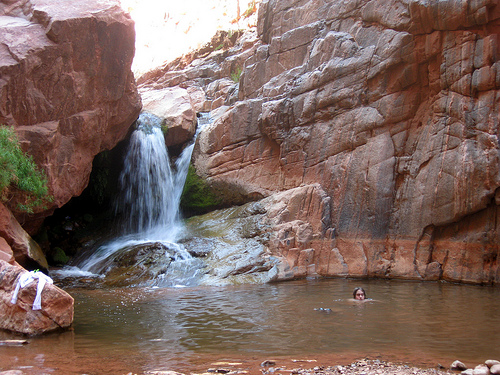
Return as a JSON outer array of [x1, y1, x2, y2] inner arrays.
[[10, 271, 53, 310]]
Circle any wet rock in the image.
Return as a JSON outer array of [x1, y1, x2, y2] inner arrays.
[[452, 361, 468, 371], [261, 360, 277, 367], [0, 260, 74, 335], [486, 361, 500, 368], [184, 184, 333, 284], [490, 365, 500, 375], [140, 87, 197, 148], [473, 365, 490, 375], [0, 339, 28, 346], [96, 242, 177, 287]]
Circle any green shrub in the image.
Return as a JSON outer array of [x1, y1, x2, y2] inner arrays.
[[0, 126, 52, 213], [243, 0, 257, 18], [230, 66, 242, 83], [180, 164, 220, 215]]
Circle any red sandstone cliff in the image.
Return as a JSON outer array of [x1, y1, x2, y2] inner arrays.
[[0, 0, 141, 268], [139, 0, 500, 285]]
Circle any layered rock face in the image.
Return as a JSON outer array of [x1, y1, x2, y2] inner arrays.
[[140, 0, 500, 285], [182, 184, 333, 285], [0, 0, 141, 267]]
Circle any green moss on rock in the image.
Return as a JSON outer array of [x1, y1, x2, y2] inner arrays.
[[180, 164, 221, 216], [51, 247, 70, 265]]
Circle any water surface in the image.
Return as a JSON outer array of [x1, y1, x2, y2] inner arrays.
[[1, 278, 499, 374]]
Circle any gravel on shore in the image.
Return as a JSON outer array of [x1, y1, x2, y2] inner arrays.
[[144, 359, 455, 375]]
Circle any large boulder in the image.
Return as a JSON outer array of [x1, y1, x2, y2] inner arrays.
[[140, 87, 197, 147], [0, 260, 74, 334], [184, 184, 335, 283], [139, 0, 500, 284], [0, 0, 142, 233]]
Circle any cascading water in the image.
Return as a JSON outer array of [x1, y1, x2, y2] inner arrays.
[[61, 112, 211, 287], [115, 112, 184, 239]]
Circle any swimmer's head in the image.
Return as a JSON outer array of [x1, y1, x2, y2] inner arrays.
[[353, 287, 366, 300]]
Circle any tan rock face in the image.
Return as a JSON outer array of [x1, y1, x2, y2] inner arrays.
[[140, 86, 196, 147], [142, 0, 500, 284], [184, 184, 334, 283], [0, 260, 74, 334], [0, 0, 141, 232]]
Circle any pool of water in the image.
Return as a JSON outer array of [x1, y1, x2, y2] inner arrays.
[[1, 278, 499, 374]]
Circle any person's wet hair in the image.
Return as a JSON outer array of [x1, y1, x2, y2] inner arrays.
[[353, 287, 367, 299]]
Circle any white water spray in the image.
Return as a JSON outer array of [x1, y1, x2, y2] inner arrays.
[[61, 112, 211, 286], [115, 112, 184, 240]]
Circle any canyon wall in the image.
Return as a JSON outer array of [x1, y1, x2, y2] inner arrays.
[[140, 0, 500, 284], [0, 0, 141, 268]]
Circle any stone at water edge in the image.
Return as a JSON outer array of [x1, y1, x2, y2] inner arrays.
[[473, 365, 490, 375], [452, 361, 468, 371], [486, 361, 500, 368], [490, 365, 500, 375], [0, 260, 74, 335]]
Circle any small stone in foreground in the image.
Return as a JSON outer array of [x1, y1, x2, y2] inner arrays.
[[473, 364, 490, 375], [452, 361, 468, 371], [261, 360, 276, 367], [0, 340, 28, 346]]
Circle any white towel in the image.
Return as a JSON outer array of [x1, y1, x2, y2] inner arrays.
[[10, 271, 54, 310]]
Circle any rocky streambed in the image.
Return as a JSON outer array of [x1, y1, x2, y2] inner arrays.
[[139, 359, 500, 375]]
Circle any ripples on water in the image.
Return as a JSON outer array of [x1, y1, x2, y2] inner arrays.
[[1, 278, 499, 374]]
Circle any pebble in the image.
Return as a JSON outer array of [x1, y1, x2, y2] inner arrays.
[[452, 361, 468, 371], [107, 358, 500, 375], [261, 360, 276, 367], [473, 364, 490, 375]]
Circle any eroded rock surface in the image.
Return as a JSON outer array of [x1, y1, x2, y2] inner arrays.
[[139, 0, 500, 284], [184, 184, 334, 283]]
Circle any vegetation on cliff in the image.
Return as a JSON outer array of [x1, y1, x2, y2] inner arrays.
[[180, 164, 221, 215], [0, 126, 52, 213]]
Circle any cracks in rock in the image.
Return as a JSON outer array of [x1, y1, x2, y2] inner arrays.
[[0, 42, 20, 64], [413, 224, 435, 279]]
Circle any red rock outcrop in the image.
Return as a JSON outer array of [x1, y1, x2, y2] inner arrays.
[[0, 0, 141, 266], [0, 0, 141, 222], [0, 260, 74, 334], [139, 0, 500, 284]]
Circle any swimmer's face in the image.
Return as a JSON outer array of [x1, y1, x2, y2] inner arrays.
[[355, 290, 365, 300]]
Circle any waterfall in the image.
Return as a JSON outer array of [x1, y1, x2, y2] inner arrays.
[[62, 112, 211, 287], [115, 112, 183, 240]]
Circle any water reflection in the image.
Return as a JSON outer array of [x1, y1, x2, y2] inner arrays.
[[1, 278, 499, 374]]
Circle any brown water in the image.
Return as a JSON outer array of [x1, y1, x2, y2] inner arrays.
[[1, 278, 499, 374]]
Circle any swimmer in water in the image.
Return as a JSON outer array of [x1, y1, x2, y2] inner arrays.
[[353, 287, 367, 300]]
